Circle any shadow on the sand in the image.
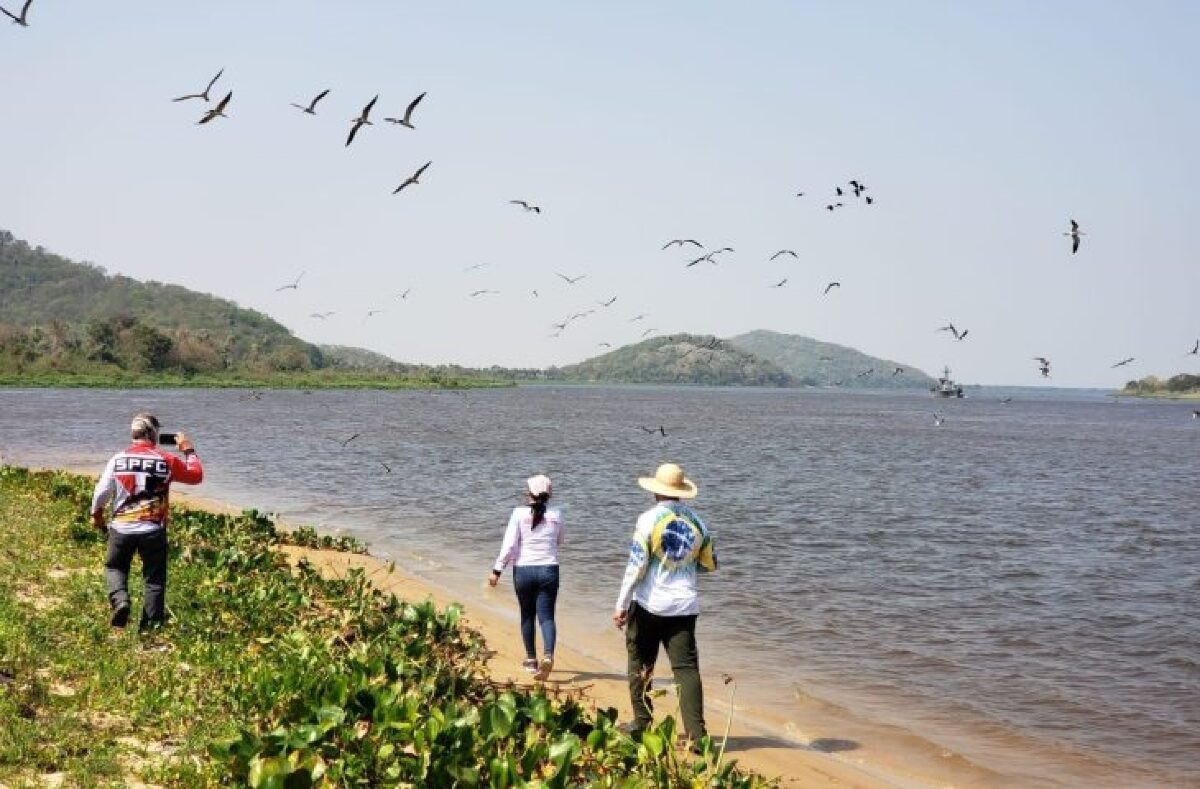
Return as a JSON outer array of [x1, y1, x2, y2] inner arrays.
[[556, 669, 627, 684], [718, 735, 860, 754]]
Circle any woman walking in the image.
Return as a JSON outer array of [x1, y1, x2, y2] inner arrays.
[[488, 474, 563, 681]]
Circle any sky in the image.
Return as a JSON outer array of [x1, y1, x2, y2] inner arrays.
[[2, 1, 1198, 387]]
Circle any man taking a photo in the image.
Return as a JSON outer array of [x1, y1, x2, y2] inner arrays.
[[91, 413, 203, 630]]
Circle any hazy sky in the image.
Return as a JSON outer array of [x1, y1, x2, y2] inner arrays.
[[3, 2, 1198, 386]]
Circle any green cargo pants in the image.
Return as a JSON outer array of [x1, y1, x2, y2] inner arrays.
[[625, 602, 707, 740]]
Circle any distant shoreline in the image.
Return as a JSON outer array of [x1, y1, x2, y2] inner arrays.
[[0, 371, 513, 390], [1116, 390, 1200, 401]]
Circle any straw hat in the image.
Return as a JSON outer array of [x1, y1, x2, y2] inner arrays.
[[638, 463, 698, 499]]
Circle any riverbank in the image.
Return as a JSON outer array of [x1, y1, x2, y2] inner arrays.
[[0, 371, 512, 390], [0, 466, 892, 787]]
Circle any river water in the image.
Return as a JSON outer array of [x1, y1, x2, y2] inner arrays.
[[1, 386, 1196, 786]]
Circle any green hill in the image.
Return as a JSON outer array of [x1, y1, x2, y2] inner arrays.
[[0, 228, 320, 373], [726, 329, 934, 388], [549, 333, 793, 386]]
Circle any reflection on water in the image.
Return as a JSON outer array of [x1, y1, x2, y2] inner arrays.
[[2, 385, 1197, 786]]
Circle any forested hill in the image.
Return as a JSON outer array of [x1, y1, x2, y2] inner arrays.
[[548, 334, 793, 386], [727, 329, 934, 388], [0, 228, 320, 373]]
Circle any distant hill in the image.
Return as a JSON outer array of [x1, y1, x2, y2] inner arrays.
[[726, 329, 934, 388], [548, 333, 793, 386], [318, 344, 402, 371], [0, 228, 320, 372]]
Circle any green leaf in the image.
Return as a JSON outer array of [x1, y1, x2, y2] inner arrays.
[[641, 731, 665, 758]]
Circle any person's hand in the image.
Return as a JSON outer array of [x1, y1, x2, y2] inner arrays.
[[91, 510, 106, 533], [613, 609, 628, 630], [175, 431, 194, 453], [487, 570, 500, 588]]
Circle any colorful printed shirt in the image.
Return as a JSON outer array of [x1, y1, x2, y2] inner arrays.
[[493, 506, 564, 572], [90, 440, 204, 535], [615, 501, 717, 617]]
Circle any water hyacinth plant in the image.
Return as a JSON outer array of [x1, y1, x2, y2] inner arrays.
[[0, 466, 770, 787]]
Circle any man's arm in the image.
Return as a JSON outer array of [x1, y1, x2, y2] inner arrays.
[[166, 431, 203, 485], [613, 522, 651, 627], [90, 458, 116, 530]]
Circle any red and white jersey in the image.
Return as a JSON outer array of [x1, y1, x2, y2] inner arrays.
[[91, 440, 204, 534]]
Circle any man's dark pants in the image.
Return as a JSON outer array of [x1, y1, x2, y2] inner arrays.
[[625, 601, 707, 740], [105, 529, 168, 627]]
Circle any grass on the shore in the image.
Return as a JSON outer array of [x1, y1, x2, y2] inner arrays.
[[0, 370, 513, 390], [0, 467, 767, 787]]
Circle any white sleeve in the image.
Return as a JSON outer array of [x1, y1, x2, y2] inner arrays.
[[90, 457, 117, 515], [493, 509, 522, 573]]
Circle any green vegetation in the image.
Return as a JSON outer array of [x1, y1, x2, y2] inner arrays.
[[726, 330, 934, 389], [0, 229, 504, 389], [1120, 374, 1200, 399], [0, 466, 767, 787], [547, 334, 793, 387]]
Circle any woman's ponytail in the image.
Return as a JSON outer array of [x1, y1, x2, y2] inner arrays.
[[530, 491, 550, 529]]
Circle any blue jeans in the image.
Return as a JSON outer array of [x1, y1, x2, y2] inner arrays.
[[512, 564, 559, 658]]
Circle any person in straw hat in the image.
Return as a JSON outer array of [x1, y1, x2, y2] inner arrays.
[[488, 474, 563, 681], [613, 462, 717, 746]]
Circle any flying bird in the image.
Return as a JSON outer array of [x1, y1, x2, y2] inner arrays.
[[309, 311, 335, 319], [865, 196, 874, 205], [556, 272, 586, 285], [470, 289, 499, 297], [172, 68, 223, 102], [463, 262, 489, 272], [275, 272, 305, 291], [770, 250, 798, 261], [197, 91, 232, 125], [531, 290, 539, 298], [856, 368, 874, 378], [933, 414, 945, 427], [598, 342, 612, 348], [0, 0, 31, 25], [509, 200, 541, 213], [825, 204, 836, 212], [1064, 219, 1084, 254], [892, 367, 904, 376], [1111, 357, 1135, 368], [384, 91, 426, 128], [392, 161, 432, 194], [638, 425, 668, 437], [662, 239, 703, 250], [770, 278, 788, 288], [379, 462, 392, 474], [331, 433, 360, 447], [795, 192, 805, 197], [364, 309, 385, 320], [641, 328, 656, 338], [710, 247, 734, 255], [849, 180, 864, 197], [1187, 339, 1199, 356], [835, 187, 844, 197], [599, 296, 618, 307], [1034, 357, 1051, 377], [290, 89, 330, 115], [938, 323, 968, 341], [1001, 397, 1013, 404], [823, 281, 841, 295], [346, 95, 378, 146], [629, 314, 646, 322], [396, 288, 412, 300], [686, 253, 714, 268]]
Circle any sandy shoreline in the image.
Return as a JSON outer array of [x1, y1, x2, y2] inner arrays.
[[28, 466, 1003, 787], [162, 488, 1004, 788]]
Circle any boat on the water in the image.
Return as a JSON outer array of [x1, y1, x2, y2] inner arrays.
[[931, 366, 964, 398]]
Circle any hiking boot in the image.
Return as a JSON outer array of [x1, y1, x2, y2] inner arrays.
[[521, 658, 538, 674], [110, 603, 131, 629]]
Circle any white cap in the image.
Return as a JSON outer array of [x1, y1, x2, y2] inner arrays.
[[526, 474, 552, 497]]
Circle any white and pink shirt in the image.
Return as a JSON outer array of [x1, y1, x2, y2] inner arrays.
[[492, 506, 563, 572]]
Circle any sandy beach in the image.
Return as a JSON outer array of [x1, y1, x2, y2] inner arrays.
[[155, 485, 1000, 788]]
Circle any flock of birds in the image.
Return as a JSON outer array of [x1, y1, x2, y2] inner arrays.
[[7, 2, 1197, 429]]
